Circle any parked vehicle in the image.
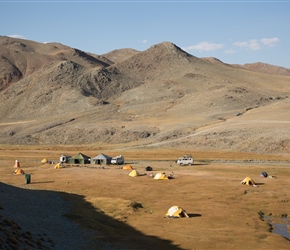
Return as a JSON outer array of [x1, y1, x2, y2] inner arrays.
[[177, 155, 193, 166], [111, 155, 124, 165], [60, 154, 71, 163]]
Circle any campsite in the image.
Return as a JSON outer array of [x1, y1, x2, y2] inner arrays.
[[0, 36, 290, 249], [1, 147, 290, 249]]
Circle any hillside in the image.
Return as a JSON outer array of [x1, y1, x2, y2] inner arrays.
[[0, 36, 290, 155]]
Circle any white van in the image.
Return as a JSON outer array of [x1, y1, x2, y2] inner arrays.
[[177, 155, 193, 166], [111, 155, 124, 165], [60, 154, 71, 163]]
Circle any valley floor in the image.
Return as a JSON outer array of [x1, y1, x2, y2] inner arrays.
[[1, 148, 290, 249]]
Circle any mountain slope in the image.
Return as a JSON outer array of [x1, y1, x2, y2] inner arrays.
[[102, 48, 140, 64], [235, 62, 290, 76], [0, 37, 290, 155], [0, 36, 111, 91]]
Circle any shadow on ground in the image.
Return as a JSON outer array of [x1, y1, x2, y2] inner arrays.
[[187, 213, 202, 218], [0, 182, 182, 250]]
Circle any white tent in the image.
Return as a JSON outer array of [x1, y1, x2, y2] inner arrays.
[[91, 153, 112, 165]]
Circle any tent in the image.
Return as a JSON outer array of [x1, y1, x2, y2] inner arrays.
[[13, 160, 20, 168], [260, 172, 268, 178], [68, 152, 90, 164], [14, 168, 25, 175], [165, 206, 189, 218], [91, 153, 112, 165], [122, 165, 133, 170], [154, 172, 168, 180], [129, 170, 140, 177], [54, 163, 64, 169], [41, 158, 48, 164], [241, 177, 256, 186], [145, 166, 153, 171], [260, 171, 275, 178]]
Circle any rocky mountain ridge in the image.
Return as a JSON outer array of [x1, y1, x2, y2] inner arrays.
[[0, 36, 290, 154]]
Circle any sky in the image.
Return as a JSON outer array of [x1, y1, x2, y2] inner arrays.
[[1, 0, 290, 68]]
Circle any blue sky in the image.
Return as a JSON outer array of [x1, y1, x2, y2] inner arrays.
[[1, 0, 290, 68]]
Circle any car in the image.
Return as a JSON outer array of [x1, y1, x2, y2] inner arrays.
[[177, 155, 193, 166]]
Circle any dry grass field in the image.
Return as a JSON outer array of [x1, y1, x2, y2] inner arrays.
[[1, 147, 289, 249]]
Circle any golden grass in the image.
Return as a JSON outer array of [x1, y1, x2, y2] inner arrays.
[[1, 146, 290, 249]]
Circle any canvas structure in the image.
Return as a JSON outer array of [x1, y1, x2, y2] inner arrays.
[[165, 206, 189, 218], [54, 163, 64, 169], [260, 172, 268, 178], [14, 168, 25, 175], [68, 152, 90, 164], [129, 170, 140, 177], [241, 177, 256, 186], [13, 160, 20, 168], [145, 166, 153, 171], [91, 153, 112, 165], [41, 158, 48, 164], [154, 172, 168, 180], [122, 165, 133, 170]]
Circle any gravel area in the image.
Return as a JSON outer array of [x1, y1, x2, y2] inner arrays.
[[0, 182, 96, 249]]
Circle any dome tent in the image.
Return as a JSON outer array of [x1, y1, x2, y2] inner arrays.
[[145, 166, 153, 171], [165, 206, 189, 218], [241, 177, 257, 187], [122, 165, 133, 170], [129, 170, 140, 177], [14, 168, 25, 175], [154, 172, 168, 180]]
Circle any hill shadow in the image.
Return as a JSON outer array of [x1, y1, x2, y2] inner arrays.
[[0, 182, 182, 250]]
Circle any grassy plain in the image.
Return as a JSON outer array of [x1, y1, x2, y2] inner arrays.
[[1, 147, 290, 249]]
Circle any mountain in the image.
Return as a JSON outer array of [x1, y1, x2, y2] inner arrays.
[[234, 62, 290, 76], [0, 36, 290, 154]]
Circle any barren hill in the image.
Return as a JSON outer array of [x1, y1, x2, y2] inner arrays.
[[234, 62, 290, 76], [0, 36, 290, 155], [102, 48, 140, 64], [0, 36, 111, 91]]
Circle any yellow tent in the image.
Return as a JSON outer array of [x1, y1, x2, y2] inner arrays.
[[14, 168, 25, 175], [129, 170, 140, 177], [41, 158, 48, 164], [154, 172, 168, 180], [165, 206, 189, 218], [241, 177, 256, 186], [122, 165, 133, 170], [54, 163, 64, 169]]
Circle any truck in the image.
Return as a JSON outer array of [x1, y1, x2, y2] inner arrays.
[[111, 155, 124, 165], [177, 155, 193, 166]]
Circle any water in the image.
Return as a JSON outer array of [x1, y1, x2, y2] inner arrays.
[[259, 212, 290, 240]]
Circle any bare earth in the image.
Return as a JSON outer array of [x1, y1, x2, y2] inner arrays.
[[1, 149, 289, 250]]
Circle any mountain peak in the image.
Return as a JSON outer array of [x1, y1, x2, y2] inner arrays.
[[148, 41, 190, 56]]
